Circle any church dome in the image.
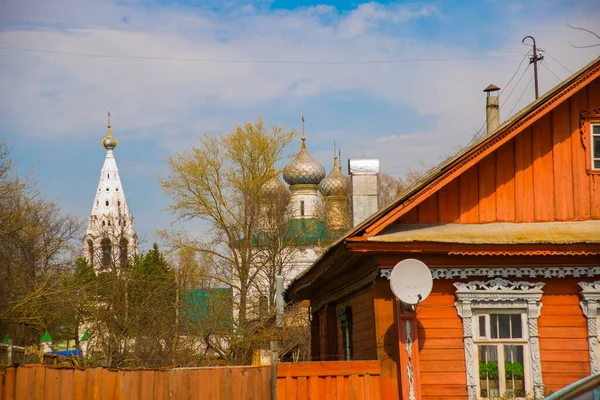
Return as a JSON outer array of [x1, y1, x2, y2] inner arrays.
[[102, 112, 118, 150], [102, 135, 118, 150], [261, 176, 290, 199], [283, 138, 326, 186], [319, 157, 349, 197]]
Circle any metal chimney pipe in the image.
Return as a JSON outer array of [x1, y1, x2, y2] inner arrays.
[[349, 159, 380, 228], [484, 84, 500, 134]]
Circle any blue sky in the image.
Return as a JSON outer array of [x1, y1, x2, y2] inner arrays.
[[1, 0, 599, 250]]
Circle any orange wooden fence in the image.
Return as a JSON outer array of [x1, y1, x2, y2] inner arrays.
[[276, 361, 382, 400], [0, 361, 382, 400]]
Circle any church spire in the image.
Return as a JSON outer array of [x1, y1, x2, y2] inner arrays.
[[301, 115, 306, 150], [84, 113, 136, 268]]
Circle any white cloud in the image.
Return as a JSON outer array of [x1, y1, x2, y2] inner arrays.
[[0, 0, 598, 178]]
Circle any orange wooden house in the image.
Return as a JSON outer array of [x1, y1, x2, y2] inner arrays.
[[286, 56, 600, 400]]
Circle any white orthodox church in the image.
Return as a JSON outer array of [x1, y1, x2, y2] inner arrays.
[[256, 121, 352, 287], [83, 113, 137, 269]]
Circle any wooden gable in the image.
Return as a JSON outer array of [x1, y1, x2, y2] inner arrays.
[[347, 58, 600, 241], [396, 78, 600, 226]]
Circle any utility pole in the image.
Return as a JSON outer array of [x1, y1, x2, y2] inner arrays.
[[522, 36, 544, 99]]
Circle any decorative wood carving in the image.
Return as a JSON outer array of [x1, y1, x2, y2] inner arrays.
[[380, 266, 600, 280], [405, 320, 416, 400], [454, 278, 545, 400], [579, 281, 600, 375], [579, 107, 600, 150]]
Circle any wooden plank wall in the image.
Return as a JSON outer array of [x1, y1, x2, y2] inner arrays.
[[276, 361, 382, 400], [538, 279, 591, 393], [395, 80, 600, 224], [336, 288, 378, 361], [0, 362, 383, 400], [417, 280, 468, 400], [0, 365, 271, 400]]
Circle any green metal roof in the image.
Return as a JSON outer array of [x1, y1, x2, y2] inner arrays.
[[253, 218, 342, 246], [181, 288, 233, 333]]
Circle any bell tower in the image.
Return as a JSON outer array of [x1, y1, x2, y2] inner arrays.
[[83, 112, 137, 269]]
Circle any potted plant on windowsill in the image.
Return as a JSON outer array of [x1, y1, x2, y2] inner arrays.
[[480, 361, 500, 397]]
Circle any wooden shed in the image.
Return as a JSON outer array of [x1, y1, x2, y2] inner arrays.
[[286, 57, 600, 400]]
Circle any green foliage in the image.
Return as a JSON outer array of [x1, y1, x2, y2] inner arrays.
[[479, 360, 499, 380], [73, 258, 96, 286], [505, 361, 524, 378]]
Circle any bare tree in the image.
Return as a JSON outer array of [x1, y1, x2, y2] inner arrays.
[[159, 118, 297, 363], [0, 142, 81, 347]]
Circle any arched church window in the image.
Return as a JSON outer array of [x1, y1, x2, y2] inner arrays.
[[119, 238, 128, 266], [118, 200, 121, 207], [105, 200, 109, 206], [101, 238, 112, 266], [108, 173, 110, 179], [300, 200, 305, 216], [102, 221, 106, 227]]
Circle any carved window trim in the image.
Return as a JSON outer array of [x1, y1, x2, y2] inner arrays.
[[454, 278, 545, 400], [579, 108, 600, 174], [579, 281, 600, 375]]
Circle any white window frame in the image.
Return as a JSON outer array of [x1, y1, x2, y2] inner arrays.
[[592, 123, 600, 171], [454, 278, 545, 400], [579, 281, 600, 375], [473, 310, 532, 399]]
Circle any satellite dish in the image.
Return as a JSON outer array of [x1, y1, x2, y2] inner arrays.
[[389, 259, 433, 305]]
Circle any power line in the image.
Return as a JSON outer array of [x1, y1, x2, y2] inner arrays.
[[541, 49, 572, 74], [500, 64, 530, 109], [498, 52, 531, 97], [0, 45, 524, 65], [467, 52, 531, 144], [507, 75, 534, 118], [541, 61, 562, 82]]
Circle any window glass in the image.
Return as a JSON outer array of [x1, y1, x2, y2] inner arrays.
[[498, 314, 511, 338], [593, 124, 600, 170], [491, 314, 498, 338], [490, 314, 522, 339], [479, 345, 500, 398], [504, 345, 526, 397], [479, 315, 486, 338], [511, 314, 523, 338]]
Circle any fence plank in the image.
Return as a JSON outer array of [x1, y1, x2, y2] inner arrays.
[[1, 361, 382, 400], [32, 366, 46, 399], [140, 370, 155, 400], [45, 367, 60, 400], [14, 365, 31, 399]]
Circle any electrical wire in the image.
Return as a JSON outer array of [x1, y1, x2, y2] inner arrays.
[[0, 45, 524, 65], [506, 75, 534, 118], [541, 49, 572, 75], [541, 61, 563, 82], [498, 52, 531, 97], [500, 64, 530, 112]]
